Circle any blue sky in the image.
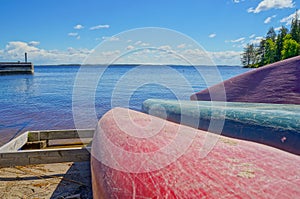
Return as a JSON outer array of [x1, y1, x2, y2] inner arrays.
[[0, 0, 298, 65]]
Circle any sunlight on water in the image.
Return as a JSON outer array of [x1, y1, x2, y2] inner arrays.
[[0, 65, 250, 146]]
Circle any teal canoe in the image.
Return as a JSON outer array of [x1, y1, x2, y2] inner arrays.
[[142, 99, 300, 155]]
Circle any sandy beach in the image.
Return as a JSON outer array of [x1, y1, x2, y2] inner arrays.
[[0, 162, 92, 199]]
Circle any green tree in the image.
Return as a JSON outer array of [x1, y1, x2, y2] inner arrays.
[[266, 27, 276, 42], [264, 38, 276, 64], [241, 44, 258, 67], [275, 26, 288, 61], [257, 39, 266, 66], [281, 34, 300, 59], [290, 10, 300, 43], [241, 9, 300, 67]]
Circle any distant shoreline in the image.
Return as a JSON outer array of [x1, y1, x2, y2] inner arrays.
[[35, 64, 243, 67]]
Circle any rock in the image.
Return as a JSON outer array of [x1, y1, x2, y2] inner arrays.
[[142, 99, 300, 155], [190, 56, 300, 104], [91, 108, 300, 198]]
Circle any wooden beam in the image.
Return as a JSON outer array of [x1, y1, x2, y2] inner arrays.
[[0, 147, 91, 167], [28, 129, 94, 142]]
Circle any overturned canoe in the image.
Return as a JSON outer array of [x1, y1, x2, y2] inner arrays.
[[91, 108, 300, 198], [142, 99, 300, 155], [190, 56, 300, 104]]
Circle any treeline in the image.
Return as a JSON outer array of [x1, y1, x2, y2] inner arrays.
[[241, 10, 300, 68]]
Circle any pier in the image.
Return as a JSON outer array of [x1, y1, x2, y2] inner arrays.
[[0, 53, 34, 74]]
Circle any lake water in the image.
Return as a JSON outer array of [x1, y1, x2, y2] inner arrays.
[[0, 65, 251, 146]]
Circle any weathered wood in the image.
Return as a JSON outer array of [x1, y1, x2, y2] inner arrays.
[[0, 132, 29, 152], [21, 140, 47, 150], [28, 129, 94, 142], [48, 138, 93, 146], [0, 147, 91, 167], [0, 129, 94, 167]]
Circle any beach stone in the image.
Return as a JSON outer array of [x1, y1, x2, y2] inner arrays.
[[190, 56, 300, 104], [91, 108, 300, 198], [142, 99, 300, 155]]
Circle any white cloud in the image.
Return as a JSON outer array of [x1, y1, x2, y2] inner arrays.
[[248, 0, 295, 13], [0, 41, 90, 64], [158, 45, 172, 51], [208, 33, 217, 38], [247, 7, 255, 13], [0, 41, 243, 65], [102, 36, 119, 41], [233, 0, 245, 3], [226, 37, 245, 43], [134, 41, 142, 45], [101, 50, 120, 57], [28, 41, 40, 46], [68, 32, 78, 37], [126, 45, 134, 50], [90, 24, 110, 30], [249, 34, 256, 39], [140, 42, 150, 47], [250, 36, 264, 45], [280, 10, 300, 25], [274, 26, 282, 31], [209, 51, 242, 65], [177, 44, 186, 49], [264, 15, 276, 24], [181, 48, 242, 65], [74, 24, 84, 30], [133, 41, 150, 46]]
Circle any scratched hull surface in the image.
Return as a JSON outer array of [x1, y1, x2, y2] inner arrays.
[[191, 56, 300, 105], [142, 99, 300, 155], [91, 108, 300, 198]]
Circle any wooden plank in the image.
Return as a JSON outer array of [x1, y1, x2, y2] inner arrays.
[[0, 132, 28, 152], [28, 129, 94, 142], [0, 147, 91, 167]]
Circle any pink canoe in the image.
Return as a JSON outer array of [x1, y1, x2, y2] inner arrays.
[[191, 56, 300, 105], [91, 108, 300, 198]]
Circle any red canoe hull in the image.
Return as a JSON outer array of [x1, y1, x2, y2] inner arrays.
[[91, 108, 300, 198]]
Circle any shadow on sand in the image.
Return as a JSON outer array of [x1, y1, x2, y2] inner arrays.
[[50, 161, 92, 199]]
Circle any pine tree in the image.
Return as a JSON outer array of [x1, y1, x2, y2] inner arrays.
[[264, 39, 276, 64], [275, 26, 288, 61], [241, 9, 300, 67], [241, 44, 258, 67], [257, 39, 266, 66], [291, 10, 300, 43], [266, 27, 276, 42]]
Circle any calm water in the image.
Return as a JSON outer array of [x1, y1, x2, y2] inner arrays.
[[0, 65, 250, 146]]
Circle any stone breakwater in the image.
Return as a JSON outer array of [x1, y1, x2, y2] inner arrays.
[[0, 62, 34, 74]]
